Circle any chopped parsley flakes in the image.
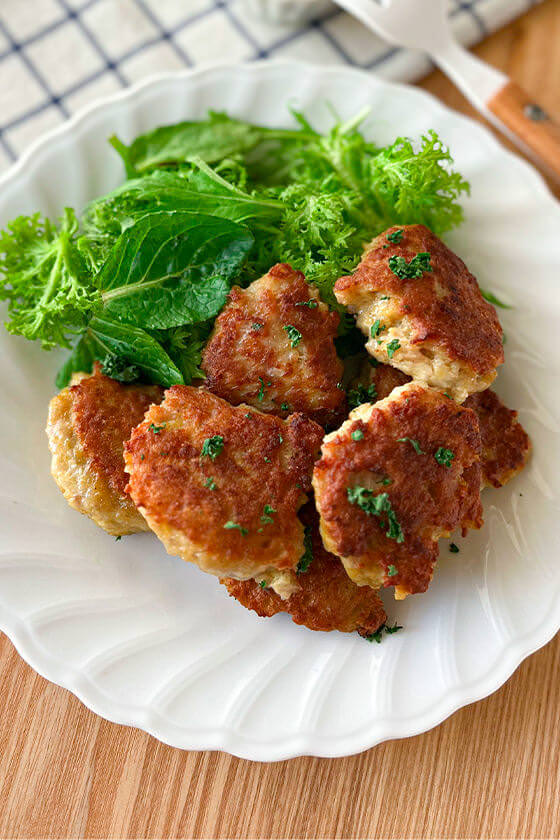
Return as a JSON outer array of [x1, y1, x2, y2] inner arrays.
[[252, 322, 263, 331], [200, 435, 224, 460], [259, 580, 268, 589], [449, 542, 460, 553], [434, 447, 455, 468], [365, 622, 403, 643], [280, 402, 290, 411], [387, 564, 398, 577], [386, 228, 404, 244], [347, 486, 404, 543], [388, 251, 432, 279], [398, 437, 424, 455], [204, 477, 217, 490], [224, 520, 248, 536], [348, 382, 377, 408], [283, 324, 302, 347], [257, 377, 271, 401], [297, 525, 313, 574], [370, 319, 386, 339], [386, 338, 401, 358], [481, 289, 510, 309], [351, 428, 364, 441], [260, 504, 276, 525], [295, 299, 318, 308], [148, 422, 166, 434]]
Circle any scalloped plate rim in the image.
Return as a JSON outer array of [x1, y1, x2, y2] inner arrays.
[[1, 594, 559, 760], [0, 62, 556, 203]]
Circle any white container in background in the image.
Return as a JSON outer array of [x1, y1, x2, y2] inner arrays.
[[243, 0, 335, 25]]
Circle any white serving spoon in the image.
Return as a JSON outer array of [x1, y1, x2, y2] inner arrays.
[[334, 0, 560, 182]]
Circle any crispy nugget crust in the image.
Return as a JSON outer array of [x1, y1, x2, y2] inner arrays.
[[202, 263, 346, 427], [71, 371, 163, 496], [124, 386, 324, 584], [368, 362, 411, 401], [464, 389, 531, 488], [313, 383, 483, 597], [335, 225, 504, 401], [355, 362, 531, 489], [46, 370, 163, 535], [221, 504, 387, 635]]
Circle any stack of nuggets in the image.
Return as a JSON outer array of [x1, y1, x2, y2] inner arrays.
[[46, 226, 531, 637]]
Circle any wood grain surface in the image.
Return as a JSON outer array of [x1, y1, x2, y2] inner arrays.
[[487, 79, 560, 182], [1, 2, 560, 837]]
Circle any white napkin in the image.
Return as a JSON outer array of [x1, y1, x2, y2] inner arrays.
[[0, 0, 542, 173]]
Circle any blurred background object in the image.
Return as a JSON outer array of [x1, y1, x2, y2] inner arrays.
[[243, 0, 335, 24], [0, 0, 545, 174]]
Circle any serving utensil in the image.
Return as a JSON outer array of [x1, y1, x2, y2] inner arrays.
[[333, 0, 560, 181]]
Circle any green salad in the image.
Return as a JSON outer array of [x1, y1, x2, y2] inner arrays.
[[0, 108, 471, 388]]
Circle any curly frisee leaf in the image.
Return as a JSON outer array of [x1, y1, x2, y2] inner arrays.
[[0, 209, 100, 349]]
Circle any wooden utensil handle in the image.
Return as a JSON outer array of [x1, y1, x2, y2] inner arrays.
[[488, 81, 560, 180]]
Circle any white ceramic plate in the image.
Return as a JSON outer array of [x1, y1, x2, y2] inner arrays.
[[0, 62, 559, 761]]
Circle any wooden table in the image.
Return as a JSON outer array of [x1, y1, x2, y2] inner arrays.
[[1, 2, 559, 837]]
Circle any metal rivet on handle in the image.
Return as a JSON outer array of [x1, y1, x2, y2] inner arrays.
[[524, 103, 549, 122]]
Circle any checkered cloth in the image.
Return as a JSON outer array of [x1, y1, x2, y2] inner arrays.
[[0, 0, 541, 174]]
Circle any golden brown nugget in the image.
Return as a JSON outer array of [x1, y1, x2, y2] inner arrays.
[[202, 262, 346, 427], [124, 386, 324, 597], [350, 357, 411, 404], [352, 361, 531, 489], [367, 361, 411, 401], [46, 368, 163, 536], [222, 505, 387, 636], [313, 382, 483, 598], [334, 225, 504, 402], [464, 389, 531, 488]]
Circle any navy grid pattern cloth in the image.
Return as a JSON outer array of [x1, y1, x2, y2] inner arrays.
[[0, 0, 541, 174]]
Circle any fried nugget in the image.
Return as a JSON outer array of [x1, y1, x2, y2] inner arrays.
[[221, 504, 387, 636], [202, 263, 346, 427], [352, 361, 531, 489], [124, 386, 324, 597], [351, 357, 411, 403], [313, 382, 483, 598], [464, 389, 531, 488], [46, 368, 163, 536], [335, 225, 504, 402]]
